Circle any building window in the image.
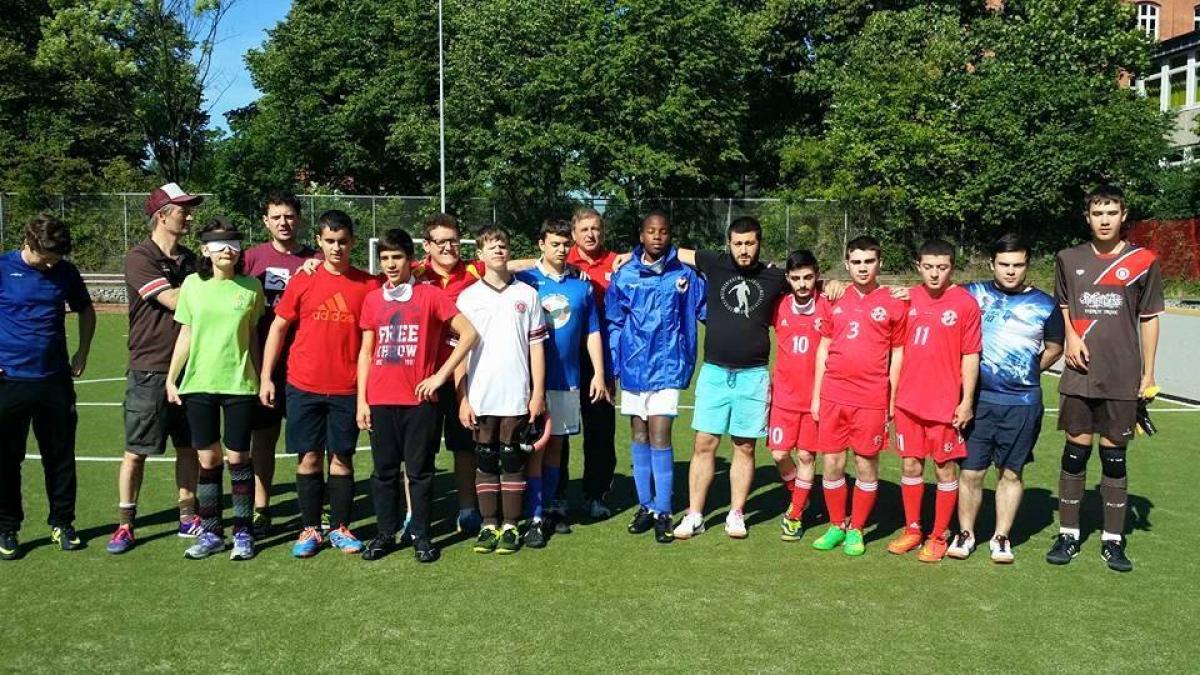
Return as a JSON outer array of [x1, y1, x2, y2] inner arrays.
[[1138, 3, 1160, 40]]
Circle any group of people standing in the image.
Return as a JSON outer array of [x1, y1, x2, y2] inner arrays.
[[0, 182, 1162, 572]]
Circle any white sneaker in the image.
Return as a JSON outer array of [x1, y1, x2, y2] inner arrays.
[[672, 511, 705, 540], [724, 511, 748, 539], [990, 535, 1015, 564], [587, 499, 611, 520], [947, 530, 976, 559]]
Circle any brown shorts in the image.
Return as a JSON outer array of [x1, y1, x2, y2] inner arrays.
[[1057, 395, 1136, 445], [474, 415, 529, 446]]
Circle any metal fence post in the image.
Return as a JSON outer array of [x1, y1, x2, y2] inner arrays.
[[122, 194, 129, 251], [727, 198, 733, 231], [785, 203, 791, 250], [371, 197, 377, 238], [60, 194, 66, 218], [0, 193, 5, 248]]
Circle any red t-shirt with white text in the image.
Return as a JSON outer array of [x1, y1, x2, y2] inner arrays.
[[359, 284, 460, 406]]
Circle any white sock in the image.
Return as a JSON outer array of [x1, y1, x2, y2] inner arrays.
[[1059, 527, 1081, 539], [1101, 531, 1122, 542]]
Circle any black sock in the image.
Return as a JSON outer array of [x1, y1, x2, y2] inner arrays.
[[197, 466, 223, 534], [327, 473, 355, 529], [296, 473, 324, 529]]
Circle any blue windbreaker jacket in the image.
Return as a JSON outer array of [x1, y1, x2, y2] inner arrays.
[[604, 246, 705, 392]]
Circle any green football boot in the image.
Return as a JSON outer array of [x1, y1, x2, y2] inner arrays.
[[811, 525, 846, 551], [843, 528, 866, 556]]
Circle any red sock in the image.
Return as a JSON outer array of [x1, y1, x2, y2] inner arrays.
[[822, 477, 848, 526], [788, 478, 812, 519], [932, 480, 959, 538], [849, 480, 878, 531], [900, 475, 924, 532], [779, 469, 797, 494]]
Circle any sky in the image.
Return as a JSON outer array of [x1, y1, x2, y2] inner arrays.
[[204, 0, 293, 133]]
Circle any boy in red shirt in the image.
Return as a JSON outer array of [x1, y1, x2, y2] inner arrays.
[[888, 239, 982, 562], [259, 210, 380, 557], [768, 250, 832, 541], [355, 229, 478, 563], [810, 236, 907, 556]]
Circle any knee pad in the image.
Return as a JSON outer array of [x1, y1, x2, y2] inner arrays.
[[476, 443, 501, 474], [1060, 441, 1092, 475], [1099, 445, 1127, 479], [500, 444, 528, 474]]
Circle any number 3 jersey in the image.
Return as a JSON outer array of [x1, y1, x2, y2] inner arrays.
[[771, 294, 832, 412], [895, 284, 982, 424], [822, 286, 907, 410]]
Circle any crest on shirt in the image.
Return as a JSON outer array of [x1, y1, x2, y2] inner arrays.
[[514, 301, 528, 314], [870, 307, 887, 322], [675, 276, 689, 293], [1116, 267, 1130, 281], [1075, 269, 1085, 276], [941, 310, 957, 326], [814, 318, 823, 331], [542, 293, 572, 329]]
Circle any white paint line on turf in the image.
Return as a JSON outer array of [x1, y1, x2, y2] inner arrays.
[[74, 377, 126, 384]]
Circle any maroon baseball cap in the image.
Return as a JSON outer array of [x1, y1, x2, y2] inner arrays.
[[144, 183, 204, 216]]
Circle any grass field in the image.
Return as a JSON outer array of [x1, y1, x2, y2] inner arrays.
[[1, 313, 1198, 672]]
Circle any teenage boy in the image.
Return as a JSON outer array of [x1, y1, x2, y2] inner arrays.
[[516, 219, 608, 547], [769, 250, 832, 542], [1048, 185, 1163, 572], [260, 210, 380, 558], [606, 212, 706, 544], [887, 239, 982, 563], [107, 183, 202, 554], [672, 217, 790, 540], [242, 192, 318, 536], [0, 215, 94, 559], [356, 229, 478, 563], [457, 226, 547, 555], [809, 236, 906, 556], [953, 233, 1063, 563]]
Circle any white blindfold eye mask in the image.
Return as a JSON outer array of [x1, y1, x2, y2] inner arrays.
[[204, 240, 242, 254]]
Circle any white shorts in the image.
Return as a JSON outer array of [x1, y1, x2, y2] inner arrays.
[[619, 389, 680, 420], [546, 389, 581, 436]]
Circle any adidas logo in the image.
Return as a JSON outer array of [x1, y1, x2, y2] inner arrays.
[[311, 293, 355, 323]]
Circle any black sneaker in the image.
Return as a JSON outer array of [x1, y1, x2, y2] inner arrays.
[[496, 526, 521, 555], [361, 535, 396, 561], [627, 506, 654, 534], [549, 502, 572, 534], [51, 525, 84, 551], [1101, 539, 1133, 572], [1045, 533, 1081, 565], [0, 531, 18, 560], [524, 520, 547, 549], [413, 537, 440, 563], [654, 513, 674, 544], [252, 509, 271, 539]]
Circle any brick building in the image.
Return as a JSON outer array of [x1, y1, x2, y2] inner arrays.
[[1132, 1, 1200, 159]]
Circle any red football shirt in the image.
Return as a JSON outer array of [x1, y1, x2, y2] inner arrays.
[[895, 284, 982, 424], [359, 283, 459, 406], [821, 286, 907, 410], [412, 257, 485, 303], [772, 294, 832, 412], [566, 246, 618, 311], [275, 265, 381, 395]]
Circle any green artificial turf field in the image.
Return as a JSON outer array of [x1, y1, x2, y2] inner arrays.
[[1, 313, 1197, 672]]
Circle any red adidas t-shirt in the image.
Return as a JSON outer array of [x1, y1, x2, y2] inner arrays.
[[895, 284, 982, 424], [821, 285, 907, 410], [772, 294, 832, 412], [275, 265, 381, 395], [358, 284, 459, 406]]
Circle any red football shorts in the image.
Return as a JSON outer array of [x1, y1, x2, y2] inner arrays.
[[894, 408, 966, 463], [767, 405, 819, 452], [816, 399, 887, 457]]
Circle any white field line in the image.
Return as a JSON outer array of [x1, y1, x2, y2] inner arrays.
[[74, 377, 126, 384]]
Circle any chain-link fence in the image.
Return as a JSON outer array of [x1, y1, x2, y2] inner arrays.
[[0, 193, 848, 272]]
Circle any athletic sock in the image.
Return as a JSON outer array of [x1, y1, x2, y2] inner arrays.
[[778, 464, 797, 493], [178, 497, 196, 520], [650, 446, 674, 515], [542, 465, 560, 513], [295, 472, 324, 529], [500, 472, 526, 526], [327, 473, 354, 530], [1100, 475, 1128, 540], [475, 470, 501, 528], [1058, 470, 1086, 531], [524, 474, 544, 520], [822, 477, 848, 527], [900, 475, 924, 533], [228, 462, 253, 533], [787, 479, 811, 520], [197, 465, 223, 534], [631, 442, 652, 509], [118, 502, 137, 527], [931, 480, 958, 538], [848, 480, 878, 531]]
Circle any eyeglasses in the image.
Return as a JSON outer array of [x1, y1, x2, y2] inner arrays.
[[428, 237, 460, 248]]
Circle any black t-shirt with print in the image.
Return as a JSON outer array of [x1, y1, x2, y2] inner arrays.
[[695, 249, 788, 368]]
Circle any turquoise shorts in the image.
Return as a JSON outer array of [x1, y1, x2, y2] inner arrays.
[[691, 363, 770, 439]]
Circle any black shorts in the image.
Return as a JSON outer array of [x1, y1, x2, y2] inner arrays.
[[474, 415, 529, 446], [963, 401, 1042, 472], [1057, 394, 1137, 445], [252, 368, 288, 431], [436, 380, 474, 453], [284, 384, 359, 455], [182, 393, 257, 452], [124, 370, 191, 456]]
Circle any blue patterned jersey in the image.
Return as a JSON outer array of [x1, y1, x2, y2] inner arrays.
[[965, 281, 1064, 406], [517, 263, 600, 391]]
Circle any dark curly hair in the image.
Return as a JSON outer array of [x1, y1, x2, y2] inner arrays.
[[24, 214, 72, 256]]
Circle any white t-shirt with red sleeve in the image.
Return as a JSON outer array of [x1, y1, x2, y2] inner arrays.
[[457, 278, 548, 417], [821, 285, 907, 410], [771, 294, 832, 412], [359, 283, 460, 406], [895, 284, 983, 424]]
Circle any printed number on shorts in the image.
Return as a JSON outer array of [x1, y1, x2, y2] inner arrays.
[[791, 336, 810, 354], [912, 326, 930, 346], [770, 426, 784, 445], [847, 321, 860, 339]]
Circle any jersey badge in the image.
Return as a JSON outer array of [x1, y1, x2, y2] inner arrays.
[[870, 307, 887, 322], [941, 310, 957, 326]]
